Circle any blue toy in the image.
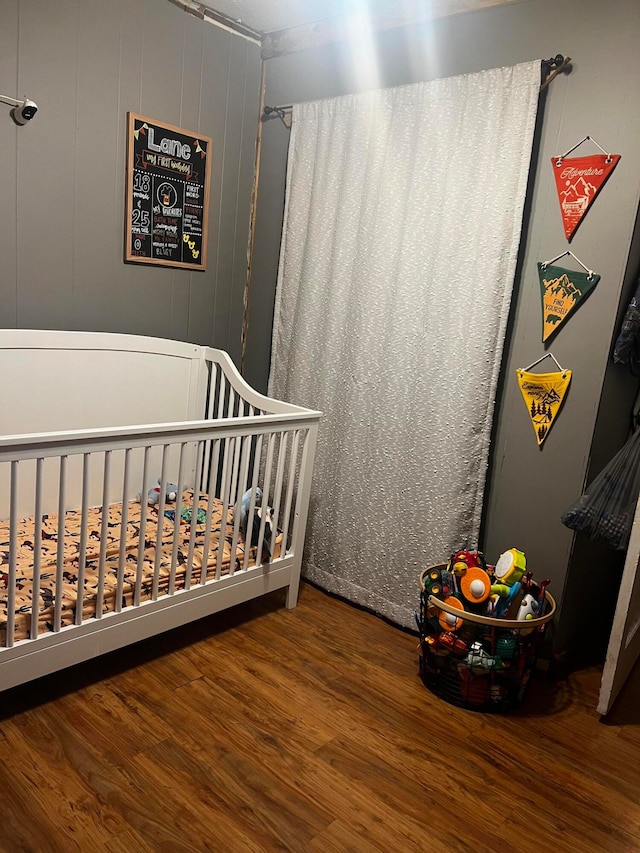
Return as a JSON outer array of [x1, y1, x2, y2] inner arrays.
[[145, 479, 178, 504], [488, 581, 521, 618]]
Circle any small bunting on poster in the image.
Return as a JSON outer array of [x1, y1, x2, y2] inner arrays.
[[517, 353, 571, 447], [552, 136, 620, 241], [538, 251, 600, 342], [133, 122, 149, 141]]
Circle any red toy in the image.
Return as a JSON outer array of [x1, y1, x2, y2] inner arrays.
[[448, 549, 482, 576]]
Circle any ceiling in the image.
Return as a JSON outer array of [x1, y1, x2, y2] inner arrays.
[[199, 0, 350, 33], [197, 0, 516, 36]]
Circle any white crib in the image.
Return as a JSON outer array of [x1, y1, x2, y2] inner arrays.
[[0, 330, 320, 691]]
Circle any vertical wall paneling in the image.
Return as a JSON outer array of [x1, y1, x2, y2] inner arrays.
[[170, 11, 205, 344], [16, 0, 79, 329], [114, 0, 145, 335], [74, 0, 123, 331], [231, 44, 261, 368], [0, 0, 19, 327], [194, 23, 231, 346], [2, 0, 261, 359], [130, 0, 185, 340], [213, 37, 248, 362]]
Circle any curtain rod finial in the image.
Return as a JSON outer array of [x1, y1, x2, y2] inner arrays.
[[541, 55, 571, 90]]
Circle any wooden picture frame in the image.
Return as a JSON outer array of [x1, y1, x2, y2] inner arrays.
[[125, 112, 212, 271]]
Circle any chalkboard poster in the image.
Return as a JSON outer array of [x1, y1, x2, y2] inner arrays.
[[125, 112, 212, 270]]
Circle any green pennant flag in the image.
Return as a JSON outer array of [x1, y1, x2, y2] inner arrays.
[[538, 263, 600, 342]]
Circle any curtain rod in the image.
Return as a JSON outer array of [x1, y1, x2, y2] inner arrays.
[[262, 55, 571, 126]]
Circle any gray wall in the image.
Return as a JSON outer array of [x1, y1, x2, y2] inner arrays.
[[0, 0, 261, 365], [248, 0, 640, 658]]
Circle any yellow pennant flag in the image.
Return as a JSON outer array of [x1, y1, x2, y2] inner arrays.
[[517, 369, 572, 446]]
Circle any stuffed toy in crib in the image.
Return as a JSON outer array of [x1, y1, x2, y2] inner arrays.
[[141, 479, 178, 504]]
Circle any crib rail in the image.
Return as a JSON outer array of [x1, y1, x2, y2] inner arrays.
[[0, 411, 319, 651], [202, 348, 311, 419], [0, 411, 317, 460], [0, 331, 320, 689]]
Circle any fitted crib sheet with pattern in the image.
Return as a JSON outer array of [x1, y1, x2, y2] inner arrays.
[[0, 490, 281, 643]]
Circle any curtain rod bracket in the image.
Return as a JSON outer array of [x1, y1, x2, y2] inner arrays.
[[262, 104, 292, 128], [541, 54, 571, 90]]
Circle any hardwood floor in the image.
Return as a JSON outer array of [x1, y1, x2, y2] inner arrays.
[[0, 581, 639, 852]]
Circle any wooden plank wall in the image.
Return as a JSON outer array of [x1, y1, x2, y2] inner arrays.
[[0, 0, 261, 364]]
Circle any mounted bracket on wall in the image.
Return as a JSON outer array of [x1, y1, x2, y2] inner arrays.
[[0, 92, 38, 125], [262, 104, 292, 129], [540, 54, 571, 90]]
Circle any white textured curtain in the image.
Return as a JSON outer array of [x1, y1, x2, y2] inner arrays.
[[269, 61, 541, 628]]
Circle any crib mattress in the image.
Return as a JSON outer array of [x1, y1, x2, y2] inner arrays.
[[0, 490, 280, 643]]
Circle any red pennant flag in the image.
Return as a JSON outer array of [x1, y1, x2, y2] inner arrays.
[[552, 154, 620, 241]]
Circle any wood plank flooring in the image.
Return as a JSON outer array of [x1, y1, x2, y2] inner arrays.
[[0, 581, 639, 852]]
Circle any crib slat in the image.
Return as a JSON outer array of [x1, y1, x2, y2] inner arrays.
[[152, 444, 169, 601], [226, 385, 236, 420], [6, 461, 18, 648], [30, 458, 44, 640], [284, 424, 316, 611], [218, 431, 231, 508], [115, 448, 131, 613], [217, 367, 226, 414], [208, 434, 221, 497], [96, 450, 112, 619], [216, 437, 234, 580], [256, 432, 276, 567], [228, 426, 242, 509], [168, 443, 186, 595], [269, 432, 288, 560], [225, 379, 234, 420], [280, 429, 301, 556], [209, 371, 227, 492], [203, 369, 225, 494], [229, 435, 251, 574], [185, 440, 205, 590], [226, 383, 241, 506], [75, 454, 91, 627], [201, 438, 219, 585], [200, 363, 218, 492], [135, 446, 151, 607], [53, 455, 68, 632], [242, 435, 264, 571]]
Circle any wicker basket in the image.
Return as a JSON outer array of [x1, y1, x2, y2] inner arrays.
[[417, 563, 556, 712]]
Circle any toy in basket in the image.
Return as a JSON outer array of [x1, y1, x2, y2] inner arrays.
[[416, 549, 556, 712]]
